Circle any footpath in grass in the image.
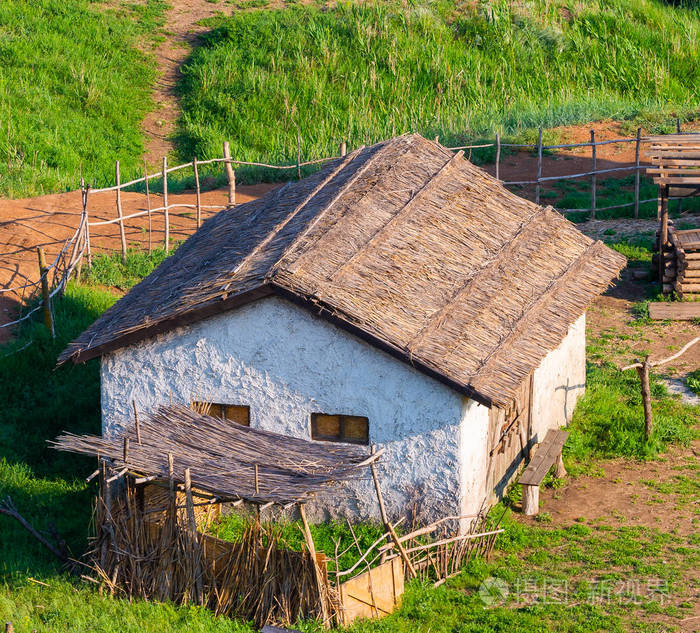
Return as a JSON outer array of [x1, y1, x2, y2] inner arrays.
[[1, 250, 699, 631], [0, 0, 167, 197], [178, 0, 700, 176]]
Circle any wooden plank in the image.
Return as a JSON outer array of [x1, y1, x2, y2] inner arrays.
[[647, 168, 700, 176], [652, 177, 700, 185], [519, 429, 568, 486], [339, 556, 403, 626], [648, 302, 700, 320]]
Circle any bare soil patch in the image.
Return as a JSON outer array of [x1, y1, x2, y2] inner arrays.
[[0, 183, 279, 340]]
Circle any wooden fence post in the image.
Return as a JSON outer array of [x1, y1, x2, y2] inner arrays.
[[339, 142, 347, 157], [162, 156, 169, 252], [193, 156, 202, 228], [223, 142, 235, 205], [635, 356, 653, 440], [676, 117, 681, 133], [144, 160, 152, 254], [676, 118, 683, 215], [590, 129, 597, 221], [296, 128, 302, 180], [37, 247, 55, 338], [84, 184, 92, 268], [535, 128, 543, 205], [495, 132, 501, 181], [115, 161, 127, 262], [634, 127, 641, 219]]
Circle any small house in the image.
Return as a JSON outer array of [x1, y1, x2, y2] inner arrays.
[[60, 135, 625, 522]]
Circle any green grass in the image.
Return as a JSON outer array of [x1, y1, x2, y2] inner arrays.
[[2, 253, 699, 631], [177, 0, 700, 181], [687, 369, 700, 396], [0, 0, 167, 197], [81, 246, 174, 291]]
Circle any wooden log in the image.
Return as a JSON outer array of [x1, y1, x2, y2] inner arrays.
[[535, 128, 543, 205], [193, 156, 202, 228], [649, 302, 700, 320], [223, 141, 235, 205], [635, 356, 653, 441], [162, 157, 169, 252], [5, 622, 13, 633], [36, 247, 55, 338], [521, 485, 539, 516], [115, 161, 127, 262], [590, 129, 596, 220], [676, 282, 700, 292], [634, 127, 641, 219]]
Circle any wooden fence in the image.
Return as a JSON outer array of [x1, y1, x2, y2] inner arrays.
[[81, 121, 697, 266]]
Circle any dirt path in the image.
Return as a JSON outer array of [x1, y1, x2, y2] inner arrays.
[[142, 0, 239, 163], [0, 183, 278, 341]]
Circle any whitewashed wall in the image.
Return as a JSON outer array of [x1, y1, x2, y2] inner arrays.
[[101, 296, 470, 522], [531, 313, 586, 441], [100, 297, 587, 523]]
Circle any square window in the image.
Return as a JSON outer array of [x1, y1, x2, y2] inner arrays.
[[191, 401, 250, 426], [311, 413, 369, 445]]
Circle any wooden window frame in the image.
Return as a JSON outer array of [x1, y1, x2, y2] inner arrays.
[[310, 413, 369, 445]]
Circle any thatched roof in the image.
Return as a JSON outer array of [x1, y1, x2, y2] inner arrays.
[[60, 134, 625, 407], [51, 405, 378, 504]]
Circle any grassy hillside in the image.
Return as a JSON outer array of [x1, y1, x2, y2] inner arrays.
[[0, 0, 166, 197], [177, 0, 700, 169]]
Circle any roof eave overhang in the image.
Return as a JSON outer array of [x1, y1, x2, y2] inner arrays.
[[64, 285, 275, 365], [63, 281, 494, 408], [268, 283, 494, 408]]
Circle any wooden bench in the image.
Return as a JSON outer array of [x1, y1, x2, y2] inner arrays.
[[519, 429, 569, 516]]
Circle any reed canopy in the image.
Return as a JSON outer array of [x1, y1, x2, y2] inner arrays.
[[51, 404, 380, 504], [59, 134, 625, 407]]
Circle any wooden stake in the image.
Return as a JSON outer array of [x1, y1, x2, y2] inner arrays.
[[369, 448, 416, 577], [162, 157, 169, 252], [296, 128, 302, 180], [339, 142, 347, 157], [123, 437, 129, 463], [84, 185, 92, 268], [223, 142, 235, 205], [535, 128, 543, 205], [144, 159, 152, 254], [590, 129, 596, 221], [635, 356, 653, 440], [6, 622, 14, 633], [298, 503, 329, 622], [495, 132, 501, 181], [193, 156, 202, 228], [634, 127, 641, 219], [115, 161, 127, 262], [168, 452, 175, 505], [36, 247, 54, 338], [184, 468, 203, 605], [254, 463, 259, 495], [132, 400, 141, 444]]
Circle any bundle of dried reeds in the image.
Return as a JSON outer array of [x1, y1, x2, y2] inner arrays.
[[89, 471, 338, 628], [51, 404, 380, 505]]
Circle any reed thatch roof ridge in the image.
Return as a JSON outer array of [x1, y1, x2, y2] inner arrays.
[[59, 133, 626, 407], [50, 404, 377, 504]]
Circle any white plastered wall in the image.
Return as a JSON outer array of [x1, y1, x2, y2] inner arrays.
[[100, 296, 470, 522], [530, 312, 587, 442]]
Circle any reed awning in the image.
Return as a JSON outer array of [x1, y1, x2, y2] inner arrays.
[[50, 404, 381, 504]]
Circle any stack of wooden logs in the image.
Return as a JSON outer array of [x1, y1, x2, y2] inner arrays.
[[658, 225, 700, 299]]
